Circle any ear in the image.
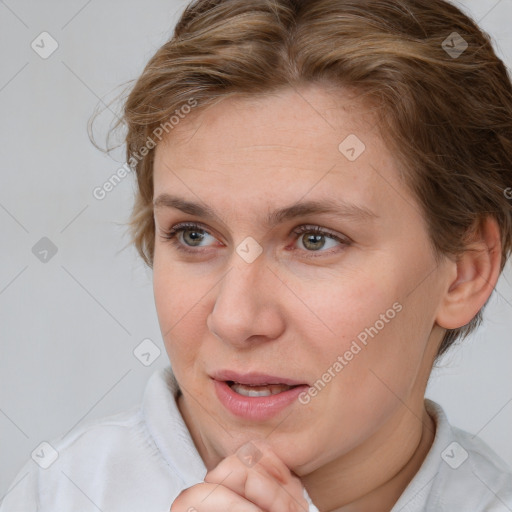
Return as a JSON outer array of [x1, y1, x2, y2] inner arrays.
[[435, 216, 502, 330]]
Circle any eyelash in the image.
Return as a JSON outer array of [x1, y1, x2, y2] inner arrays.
[[159, 222, 351, 258]]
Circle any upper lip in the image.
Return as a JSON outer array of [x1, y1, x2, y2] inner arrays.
[[211, 369, 308, 387]]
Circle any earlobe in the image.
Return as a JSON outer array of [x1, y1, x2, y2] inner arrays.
[[436, 216, 502, 330]]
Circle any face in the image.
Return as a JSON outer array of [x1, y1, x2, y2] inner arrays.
[[152, 84, 450, 474]]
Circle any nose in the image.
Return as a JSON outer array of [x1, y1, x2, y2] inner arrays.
[[206, 255, 285, 349]]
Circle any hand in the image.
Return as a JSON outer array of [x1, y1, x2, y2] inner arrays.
[[170, 439, 309, 512]]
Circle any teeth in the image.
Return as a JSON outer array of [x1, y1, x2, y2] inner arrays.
[[230, 382, 293, 397]]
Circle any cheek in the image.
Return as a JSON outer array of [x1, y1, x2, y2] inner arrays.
[[152, 262, 206, 366], [301, 267, 427, 400], [299, 271, 399, 357], [312, 280, 433, 429]]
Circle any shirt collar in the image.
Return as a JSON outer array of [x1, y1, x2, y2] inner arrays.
[[142, 365, 208, 487], [390, 398, 452, 510]]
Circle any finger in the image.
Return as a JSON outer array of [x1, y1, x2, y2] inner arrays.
[[204, 443, 308, 512], [170, 482, 264, 512], [242, 468, 308, 512], [245, 440, 296, 485], [237, 440, 307, 503], [206, 441, 290, 487], [205, 462, 306, 512], [204, 456, 250, 496]]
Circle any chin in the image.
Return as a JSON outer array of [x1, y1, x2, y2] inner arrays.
[[264, 436, 321, 474]]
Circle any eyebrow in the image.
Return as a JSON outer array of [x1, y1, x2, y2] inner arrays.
[[153, 193, 378, 228]]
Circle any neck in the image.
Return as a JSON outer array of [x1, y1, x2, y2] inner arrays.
[[300, 403, 436, 512]]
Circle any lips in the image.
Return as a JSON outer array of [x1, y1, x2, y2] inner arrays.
[[211, 369, 308, 387], [210, 370, 309, 420]]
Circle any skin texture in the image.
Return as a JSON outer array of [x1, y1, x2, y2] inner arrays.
[[153, 84, 502, 511]]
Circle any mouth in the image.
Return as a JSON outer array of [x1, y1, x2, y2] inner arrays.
[[226, 381, 300, 397], [211, 370, 310, 421]]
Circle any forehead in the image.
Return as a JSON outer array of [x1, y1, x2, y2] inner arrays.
[[152, 85, 416, 222], [156, 84, 378, 155]]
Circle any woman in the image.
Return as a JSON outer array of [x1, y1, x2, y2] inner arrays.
[[2, 0, 512, 510]]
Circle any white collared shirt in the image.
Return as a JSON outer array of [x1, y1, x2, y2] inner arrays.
[[2, 366, 511, 511]]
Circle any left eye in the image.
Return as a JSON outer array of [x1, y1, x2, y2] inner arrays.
[[160, 222, 350, 256], [291, 225, 346, 252]]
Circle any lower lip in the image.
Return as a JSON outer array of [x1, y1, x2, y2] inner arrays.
[[213, 380, 309, 421]]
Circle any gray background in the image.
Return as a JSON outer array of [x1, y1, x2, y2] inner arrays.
[[1, 0, 511, 499]]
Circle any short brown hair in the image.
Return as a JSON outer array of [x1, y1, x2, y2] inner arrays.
[[94, 0, 512, 359]]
